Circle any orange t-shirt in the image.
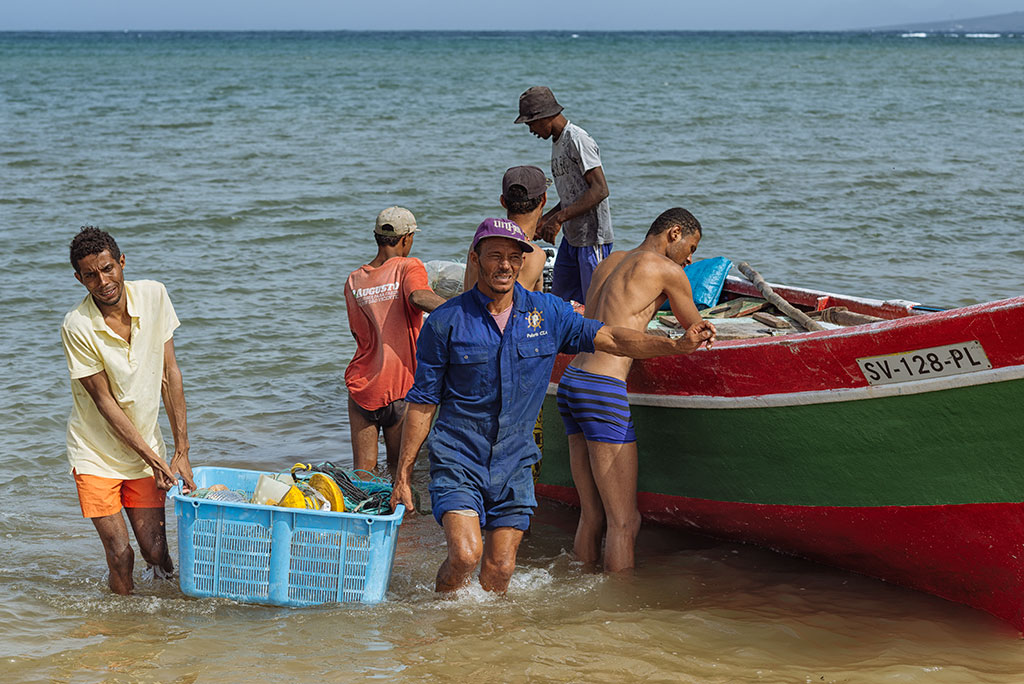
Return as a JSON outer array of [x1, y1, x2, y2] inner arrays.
[[344, 257, 430, 411]]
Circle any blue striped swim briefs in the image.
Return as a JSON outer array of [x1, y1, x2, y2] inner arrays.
[[556, 365, 636, 444]]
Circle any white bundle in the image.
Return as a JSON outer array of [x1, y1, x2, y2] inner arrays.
[[423, 260, 466, 300]]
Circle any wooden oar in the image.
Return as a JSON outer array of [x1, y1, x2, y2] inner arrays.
[[737, 262, 824, 332], [810, 306, 885, 326]]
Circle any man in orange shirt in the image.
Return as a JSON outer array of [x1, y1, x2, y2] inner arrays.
[[344, 207, 446, 478]]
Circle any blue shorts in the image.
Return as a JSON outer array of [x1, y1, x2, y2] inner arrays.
[[556, 365, 636, 444], [428, 440, 535, 531], [551, 238, 613, 305]]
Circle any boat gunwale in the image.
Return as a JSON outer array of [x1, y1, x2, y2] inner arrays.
[[550, 291, 1024, 400], [687, 291, 1024, 353]]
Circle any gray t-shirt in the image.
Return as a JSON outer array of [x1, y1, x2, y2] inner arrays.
[[550, 121, 613, 247]]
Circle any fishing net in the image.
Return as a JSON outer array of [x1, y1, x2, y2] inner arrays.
[[291, 462, 394, 515]]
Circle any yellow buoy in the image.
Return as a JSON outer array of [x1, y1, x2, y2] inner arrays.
[[308, 473, 345, 513], [278, 485, 312, 509]]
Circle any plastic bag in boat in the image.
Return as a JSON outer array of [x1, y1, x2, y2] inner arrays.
[[682, 256, 734, 310], [684, 258, 733, 309]]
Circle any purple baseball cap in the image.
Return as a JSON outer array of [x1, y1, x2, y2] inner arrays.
[[471, 217, 535, 253]]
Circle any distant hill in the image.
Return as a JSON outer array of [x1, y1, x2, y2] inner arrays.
[[869, 10, 1024, 32]]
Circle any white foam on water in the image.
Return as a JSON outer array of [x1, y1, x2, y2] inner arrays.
[[46, 591, 221, 617], [407, 567, 562, 608], [901, 32, 928, 38], [965, 33, 1001, 38], [389, 552, 607, 611]]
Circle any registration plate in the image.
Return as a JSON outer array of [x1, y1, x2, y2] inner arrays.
[[857, 341, 992, 386]]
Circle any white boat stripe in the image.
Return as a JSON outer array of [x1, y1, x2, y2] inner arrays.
[[546, 364, 1024, 410]]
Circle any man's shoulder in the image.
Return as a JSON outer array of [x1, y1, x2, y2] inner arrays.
[[344, 264, 365, 285], [396, 256, 428, 279], [564, 120, 589, 135], [62, 295, 93, 333], [520, 288, 571, 315], [127, 279, 172, 312], [123, 279, 164, 290], [615, 250, 682, 281], [128, 279, 169, 299], [521, 245, 548, 273], [563, 121, 597, 144], [601, 249, 631, 268], [381, 255, 423, 268], [348, 257, 426, 283], [423, 290, 471, 327]]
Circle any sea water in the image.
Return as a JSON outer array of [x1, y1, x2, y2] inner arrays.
[[2, 31, 1024, 683]]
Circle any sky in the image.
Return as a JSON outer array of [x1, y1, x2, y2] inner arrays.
[[3, 1, 1023, 32]]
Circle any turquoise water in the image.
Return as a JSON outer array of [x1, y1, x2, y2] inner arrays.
[[2, 31, 1024, 682]]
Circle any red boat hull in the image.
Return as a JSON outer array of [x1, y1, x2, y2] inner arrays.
[[538, 483, 1024, 630]]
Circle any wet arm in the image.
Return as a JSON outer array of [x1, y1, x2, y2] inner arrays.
[[664, 267, 704, 329], [161, 337, 195, 491], [538, 202, 563, 242], [409, 288, 447, 313], [77, 371, 179, 490], [593, 320, 715, 359], [558, 166, 609, 223], [390, 402, 437, 513]]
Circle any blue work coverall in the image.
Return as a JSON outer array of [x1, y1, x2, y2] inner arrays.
[[405, 283, 603, 530]]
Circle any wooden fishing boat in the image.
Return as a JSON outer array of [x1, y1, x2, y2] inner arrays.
[[536, 273, 1024, 630]]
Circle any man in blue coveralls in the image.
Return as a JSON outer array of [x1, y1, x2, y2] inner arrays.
[[389, 217, 716, 594]]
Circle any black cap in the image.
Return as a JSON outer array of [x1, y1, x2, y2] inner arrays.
[[502, 165, 551, 200]]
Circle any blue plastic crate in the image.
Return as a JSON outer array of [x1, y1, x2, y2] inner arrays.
[[169, 466, 403, 606]]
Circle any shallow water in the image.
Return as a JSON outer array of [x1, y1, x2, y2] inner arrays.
[[2, 30, 1024, 682]]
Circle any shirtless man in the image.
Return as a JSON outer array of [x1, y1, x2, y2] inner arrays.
[[556, 207, 713, 572], [464, 165, 549, 293]]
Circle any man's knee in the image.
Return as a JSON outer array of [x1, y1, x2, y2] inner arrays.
[[138, 534, 169, 568], [108, 540, 133, 566], [125, 507, 171, 566], [481, 553, 516, 581], [479, 551, 518, 593], [446, 536, 483, 573], [105, 543, 135, 594]]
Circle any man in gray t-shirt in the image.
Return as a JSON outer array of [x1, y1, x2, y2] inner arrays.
[[515, 86, 613, 305]]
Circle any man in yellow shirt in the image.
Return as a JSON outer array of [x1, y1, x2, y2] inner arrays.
[[61, 226, 196, 595]]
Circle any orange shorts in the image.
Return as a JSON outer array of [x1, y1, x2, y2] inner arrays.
[[73, 469, 166, 518]]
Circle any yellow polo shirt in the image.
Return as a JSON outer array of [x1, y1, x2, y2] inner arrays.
[[61, 280, 180, 479]]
